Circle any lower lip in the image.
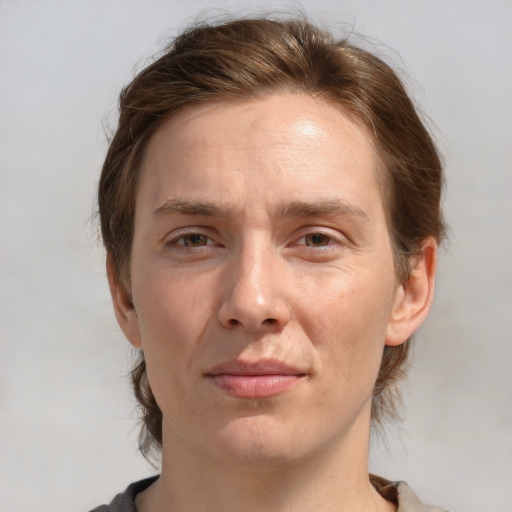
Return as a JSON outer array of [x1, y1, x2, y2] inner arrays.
[[209, 374, 303, 399]]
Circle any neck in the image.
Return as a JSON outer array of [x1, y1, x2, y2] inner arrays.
[[136, 409, 395, 512]]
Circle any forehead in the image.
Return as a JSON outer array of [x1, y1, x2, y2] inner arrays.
[[137, 93, 383, 220]]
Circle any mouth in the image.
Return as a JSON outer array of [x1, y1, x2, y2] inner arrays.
[[205, 359, 306, 399]]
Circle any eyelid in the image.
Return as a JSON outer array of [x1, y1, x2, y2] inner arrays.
[[175, 234, 214, 246], [291, 227, 347, 247], [298, 234, 335, 247], [163, 225, 348, 249], [165, 227, 222, 247]]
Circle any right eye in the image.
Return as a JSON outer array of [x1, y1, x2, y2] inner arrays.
[[300, 233, 334, 248], [171, 233, 213, 247]]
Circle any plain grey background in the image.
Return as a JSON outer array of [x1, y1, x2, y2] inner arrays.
[[1, 1, 511, 511]]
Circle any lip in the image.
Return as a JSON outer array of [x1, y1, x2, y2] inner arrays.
[[205, 359, 306, 399]]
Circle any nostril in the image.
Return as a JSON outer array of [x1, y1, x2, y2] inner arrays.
[[226, 317, 277, 328]]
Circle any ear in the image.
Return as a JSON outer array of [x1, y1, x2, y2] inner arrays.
[[386, 237, 437, 346], [106, 252, 142, 348]]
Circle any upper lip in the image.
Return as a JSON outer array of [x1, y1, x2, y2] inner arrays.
[[206, 359, 305, 376]]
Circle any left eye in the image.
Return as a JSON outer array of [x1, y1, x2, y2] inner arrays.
[[174, 234, 212, 247], [300, 233, 334, 247]]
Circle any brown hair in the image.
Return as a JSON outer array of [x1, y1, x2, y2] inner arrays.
[[98, 16, 445, 458]]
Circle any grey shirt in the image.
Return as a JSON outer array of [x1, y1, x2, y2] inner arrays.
[[90, 475, 448, 512]]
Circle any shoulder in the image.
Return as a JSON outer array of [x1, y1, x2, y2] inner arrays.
[[91, 474, 448, 512], [88, 476, 158, 512], [370, 474, 449, 512]]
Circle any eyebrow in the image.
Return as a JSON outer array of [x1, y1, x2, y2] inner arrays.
[[274, 199, 370, 223], [151, 198, 370, 224], [152, 199, 233, 218]]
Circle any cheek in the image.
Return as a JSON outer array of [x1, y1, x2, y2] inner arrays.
[[131, 270, 212, 419], [132, 268, 214, 371], [298, 269, 394, 383]]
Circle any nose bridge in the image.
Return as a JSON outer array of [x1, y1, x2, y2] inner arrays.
[[218, 233, 289, 332]]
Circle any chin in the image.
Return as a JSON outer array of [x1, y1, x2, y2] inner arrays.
[[211, 414, 310, 470]]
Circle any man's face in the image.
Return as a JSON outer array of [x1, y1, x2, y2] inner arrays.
[[112, 94, 424, 468]]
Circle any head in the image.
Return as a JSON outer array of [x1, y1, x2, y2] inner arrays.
[[98, 16, 445, 458]]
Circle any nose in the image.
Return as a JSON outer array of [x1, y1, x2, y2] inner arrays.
[[217, 242, 291, 333]]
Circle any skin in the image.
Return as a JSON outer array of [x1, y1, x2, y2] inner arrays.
[[108, 93, 436, 512]]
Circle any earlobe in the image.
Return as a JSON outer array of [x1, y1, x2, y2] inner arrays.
[[385, 237, 437, 347], [106, 252, 142, 348]]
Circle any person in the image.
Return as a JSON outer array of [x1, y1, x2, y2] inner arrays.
[[93, 15, 447, 512]]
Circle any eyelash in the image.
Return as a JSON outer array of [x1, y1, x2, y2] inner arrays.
[[166, 229, 344, 254], [172, 233, 214, 247], [295, 232, 338, 249], [167, 232, 220, 250]]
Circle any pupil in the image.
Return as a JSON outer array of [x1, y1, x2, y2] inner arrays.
[[309, 234, 327, 246], [187, 234, 204, 246]]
